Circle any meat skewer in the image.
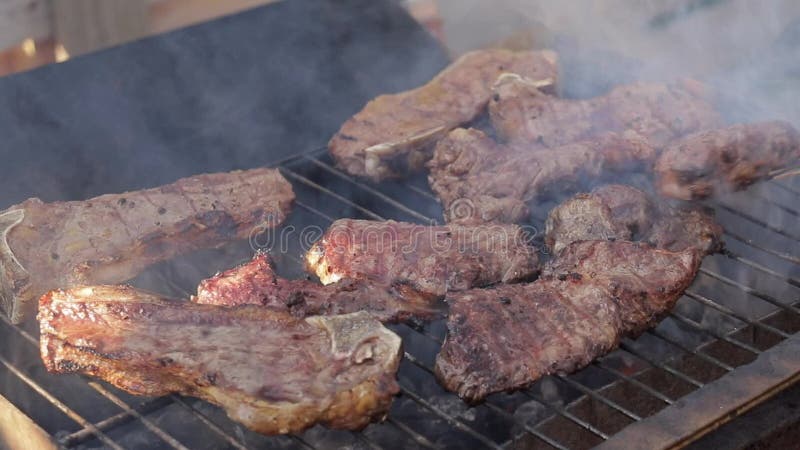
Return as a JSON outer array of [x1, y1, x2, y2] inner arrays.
[[654, 121, 800, 200], [545, 184, 724, 255], [328, 49, 558, 182], [434, 240, 701, 403], [427, 128, 655, 224], [489, 76, 722, 149], [193, 252, 444, 323], [305, 219, 540, 299], [39, 285, 402, 435], [0, 167, 294, 323]]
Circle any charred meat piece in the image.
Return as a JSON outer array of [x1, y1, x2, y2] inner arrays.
[[427, 128, 655, 224], [39, 286, 402, 435], [545, 184, 723, 255], [305, 219, 539, 299], [194, 253, 443, 323], [329, 49, 558, 182], [1, 168, 294, 323], [655, 121, 800, 200], [435, 240, 700, 402], [489, 77, 722, 148]]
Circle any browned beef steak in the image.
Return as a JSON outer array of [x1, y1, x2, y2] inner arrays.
[[329, 49, 558, 181], [545, 184, 723, 255], [193, 252, 443, 323], [427, 128, 655, 224], [1, 167, 294, 323], [655, 121, 800, 199], [39, 285, 402, 435], [435, 240, 700, 402], [489, 77, 722, 148], [305, 219, 539, 299]]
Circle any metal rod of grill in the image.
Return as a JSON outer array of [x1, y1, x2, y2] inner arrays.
[[592, 361, 675, 405], [668, 311, 762, 354], [616, 344, 704, 388], [683, 290, 791, 338], [0, 354, 123, 450], [699, 268, 800, 316]]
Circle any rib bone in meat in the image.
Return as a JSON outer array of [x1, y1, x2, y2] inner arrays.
[[328, 49, 558, 181], [435, 240, 700, 402], [305, 219, 539, 299], [39, 285, 402, 435], [489, 77, 722, 148], [193, 252, 444, 323], [0, 167, 294, 323]]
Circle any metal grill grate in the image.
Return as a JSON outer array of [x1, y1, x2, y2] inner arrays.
[[1, 147, 798, 449]]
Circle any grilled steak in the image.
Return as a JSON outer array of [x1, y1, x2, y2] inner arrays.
[[427, 128, 655, 224], [194, 252, 443, 322], [1, 167, 294, 323], [435, 240, 700, 402], [39, 285, 402, 435], [305, 219, 539, 299], [545, 185, 724, 255], [655, 121, 800, 200], [489, 77, 722, 148], [329, 49, 558, 181]]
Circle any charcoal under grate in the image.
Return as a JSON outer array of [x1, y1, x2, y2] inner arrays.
[[1, 146, 798, 450]]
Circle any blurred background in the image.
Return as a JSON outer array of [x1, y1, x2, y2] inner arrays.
[[3, 0, 799, 77]]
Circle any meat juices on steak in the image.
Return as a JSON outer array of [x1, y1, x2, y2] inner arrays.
[[427, 128, 655, 224], [328, 49, 558, 182], [489, 76, 722, 148], [0, 167, 294, 323], [655, 121, 800, 200], [39, 285, 402, 435], [435, 240, 701, 402], [305, 219, 539, 299], [193, 252, 443, 323], [545, 185, 723, 255]]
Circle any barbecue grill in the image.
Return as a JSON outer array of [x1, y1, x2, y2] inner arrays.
[[1, 1, 799, 449]]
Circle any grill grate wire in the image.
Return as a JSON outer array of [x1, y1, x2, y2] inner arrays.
[[0, 147, 796, 449]]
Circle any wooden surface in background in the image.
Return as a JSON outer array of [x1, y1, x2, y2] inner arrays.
[[0, 394, 57, 450], [53, 0, 148, 57], [0, 0, 51, 51]]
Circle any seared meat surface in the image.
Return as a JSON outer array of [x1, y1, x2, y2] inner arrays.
[[545, 185, 724, 255], [1, 168, 294, 323], [305, 219, 539, 299], [194, 253, 443, 322], [435, 240, 700, 402], [39, 286, 402, 435], [489, 77, 722, 148], [655, 121, 800, 199], [427, 128, 655, 224], [329, 49, 558, 181]]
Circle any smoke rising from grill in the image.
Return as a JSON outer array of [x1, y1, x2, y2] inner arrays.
[[447, 0, 800, 126]]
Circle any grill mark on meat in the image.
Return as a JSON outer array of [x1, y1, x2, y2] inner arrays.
[[428, 129, 656, 225], [305, 219, 539, 299], [39, 286, 402, 435], [489, 78, 722, 149], [2, 168, 294, 323], [435, 241, 700, 402], [328, 49, 558, 181]]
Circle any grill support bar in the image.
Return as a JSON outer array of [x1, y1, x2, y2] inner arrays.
[[595, 332, 800, 449]]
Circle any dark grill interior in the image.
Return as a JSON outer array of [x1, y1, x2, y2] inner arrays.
[[1, 147, 798, 450]]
